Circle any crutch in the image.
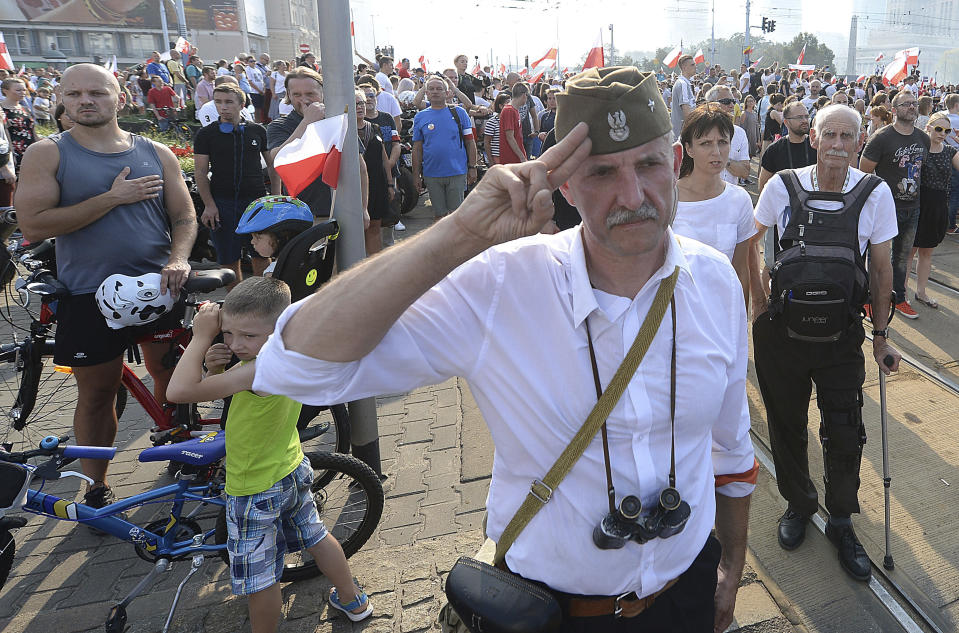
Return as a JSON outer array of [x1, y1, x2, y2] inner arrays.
[[878, 292, 896, 571]]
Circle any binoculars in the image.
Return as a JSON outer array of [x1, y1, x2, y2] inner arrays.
[[592, 488, 691, 550]]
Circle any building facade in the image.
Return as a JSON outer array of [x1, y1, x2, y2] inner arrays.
[[0, 1, 320, 70]]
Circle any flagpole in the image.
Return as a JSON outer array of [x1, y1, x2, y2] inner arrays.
[[317, 0, 382, 476]]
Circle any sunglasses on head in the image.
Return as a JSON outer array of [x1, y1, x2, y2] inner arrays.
[[933, 126, 952, 134]]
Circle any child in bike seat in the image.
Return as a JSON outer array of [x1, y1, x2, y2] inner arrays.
[[166, 277, 372, 628], [235, 195, 312, 277]]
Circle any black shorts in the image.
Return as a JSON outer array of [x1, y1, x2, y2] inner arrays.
[[53, 293, 185, 367]]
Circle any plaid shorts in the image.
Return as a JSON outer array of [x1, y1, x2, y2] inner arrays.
[[226, 456, 328, 595]]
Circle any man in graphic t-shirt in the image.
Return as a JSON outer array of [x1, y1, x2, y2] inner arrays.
[[860, 90, 930, 319]]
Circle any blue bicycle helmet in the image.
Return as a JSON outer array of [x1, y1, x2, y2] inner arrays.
[[235, 196, 313, 235]]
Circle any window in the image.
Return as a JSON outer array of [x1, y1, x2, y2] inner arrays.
[[127, 33, 159, 59], [40, 31, 75, 56], [11, 31, 32, 56], [85, 32, 116, 56]]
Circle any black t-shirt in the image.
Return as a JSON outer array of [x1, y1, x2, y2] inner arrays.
[[861, 125, 930, 210], [458, 73, 477, 105], [541, 129, 581, 229], [760, 136, 817, 175], [193, 121, 268, 197], [366, 111, 397, 151], [267, 110, 332, 217]]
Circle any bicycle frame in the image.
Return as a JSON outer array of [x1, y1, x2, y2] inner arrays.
[[20, 465, 225, 559]]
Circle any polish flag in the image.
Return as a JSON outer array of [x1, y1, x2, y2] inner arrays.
[[473, 61, 481, 74], [894, 47, 920, 65], [856, 74, 867, 83], [498, 63, 506, 74], [693, 49, 705, 64], [530, 70, 545, 84], [174, 36, 191, 56], [531, 47, 558, 69], [16, 64, 25, 77], [796, 44, 806, 66], [882, 56, 909, 87], [583, 30, 604, 70], [663, 45, 683, 69], [273, 114, 349, 198], [750, 56, 763, 68], [562, 67, 569, 75], [418, 55, 429, 72], [519, 67, 529, 77], [875, 52, 884, 62], [0, 33, 14, 71]]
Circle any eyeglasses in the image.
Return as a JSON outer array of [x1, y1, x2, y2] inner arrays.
[[933, 126, 952, 134], [714, 98, 736, 105], [895, 101, 918, 108], [364, 92, 377, 98], [785, 115, 809, 120]]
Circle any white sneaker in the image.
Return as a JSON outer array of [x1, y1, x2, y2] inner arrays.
[[395, 220, 406, 231]]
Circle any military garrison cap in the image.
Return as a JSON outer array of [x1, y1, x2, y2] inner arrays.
[[555, 66, 671, 155]]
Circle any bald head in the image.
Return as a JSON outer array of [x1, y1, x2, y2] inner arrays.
[[61, 63, 121, 94]]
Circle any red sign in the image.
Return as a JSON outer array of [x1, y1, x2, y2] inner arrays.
[[299, 44, 311, 54]]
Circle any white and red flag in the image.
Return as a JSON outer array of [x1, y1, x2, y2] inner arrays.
[[16, 64, 25, 77], [562, 67, 569, 75], [0, 33, 14, 71], [583, 30, 604, 70], [531, 47, 558, 70], [519, 67, 529, 77], [472, 60, 481, 74], [875, 52, 884, 62], [663, 45, 683, 68], [418, 55, 429, 72], [693, 49, 705, 64], [796, 44, 806, 66], [882, 56, 909, 87], [894, 47, 920, 65], [498, 62, 506, 75], [174, 36, 191, 56], [273, 113, 349, 198], [750, 56, 763, 68], [856, 74, 866, 83]]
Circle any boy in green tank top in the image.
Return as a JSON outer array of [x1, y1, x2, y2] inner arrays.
[[168, 277, 372, 630]]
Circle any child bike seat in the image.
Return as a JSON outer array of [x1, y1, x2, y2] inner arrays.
[[138, 431, 225, 466]]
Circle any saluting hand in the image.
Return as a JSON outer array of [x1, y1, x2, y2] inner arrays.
[[450, 122, 590, 248]]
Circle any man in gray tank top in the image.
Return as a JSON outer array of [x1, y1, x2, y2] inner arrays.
[[16, 64, 197, 509]]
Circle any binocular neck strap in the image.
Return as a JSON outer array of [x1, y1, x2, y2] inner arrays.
[[585, 297, 678, 514]]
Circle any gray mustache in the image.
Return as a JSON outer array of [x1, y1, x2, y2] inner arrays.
[[606, 204, 659, 229]]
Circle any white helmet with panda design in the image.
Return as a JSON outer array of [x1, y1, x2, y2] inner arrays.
[[95, 273, 175, 330]]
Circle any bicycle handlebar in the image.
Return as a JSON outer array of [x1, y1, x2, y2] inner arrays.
[[0, 435, 116, 463]]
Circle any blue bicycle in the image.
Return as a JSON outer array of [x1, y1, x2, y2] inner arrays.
[[0, 433, 383, 632]]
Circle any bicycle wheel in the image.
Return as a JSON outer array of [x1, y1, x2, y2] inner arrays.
[[213, 451, 384, 582], [297, 403, 351, 460], [0, 528, 14, 590]]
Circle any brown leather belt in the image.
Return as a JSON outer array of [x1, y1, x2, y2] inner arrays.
[[494, 559, 680, 619], [565, 577, 680, 618]]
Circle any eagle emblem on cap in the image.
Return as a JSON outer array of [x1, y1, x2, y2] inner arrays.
[[608, 110, 629, 142]]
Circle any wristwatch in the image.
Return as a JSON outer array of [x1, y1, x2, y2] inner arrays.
[[872, 329, 888, 338]]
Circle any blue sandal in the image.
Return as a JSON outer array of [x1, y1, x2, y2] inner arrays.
[[329, 588, 373, 622]]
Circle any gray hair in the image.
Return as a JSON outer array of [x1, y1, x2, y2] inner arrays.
[[813, 104, 862, 135], [705, 85, 731, 102]]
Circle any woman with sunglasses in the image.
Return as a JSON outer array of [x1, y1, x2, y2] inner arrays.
[[674, 105, 756, 306], [908, 112, 959, 308]]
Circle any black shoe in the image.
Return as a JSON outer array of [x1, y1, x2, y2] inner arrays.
[[777, 508, 808, 550], [82, 485, 127, 531], [825, 521, 872, 581]]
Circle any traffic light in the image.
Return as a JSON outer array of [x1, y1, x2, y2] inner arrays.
[[761, 17, 769, 33], [768, 19, 776, 32]]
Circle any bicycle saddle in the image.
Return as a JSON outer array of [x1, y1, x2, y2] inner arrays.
[[138, 431, 225, 466], [182, 269, 236, 294]]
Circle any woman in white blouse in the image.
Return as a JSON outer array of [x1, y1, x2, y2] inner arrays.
[[268, 60, 288, 120], [674, 104, 757, 306]]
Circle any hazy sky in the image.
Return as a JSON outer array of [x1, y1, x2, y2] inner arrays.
[[349, 0, 854, 70]]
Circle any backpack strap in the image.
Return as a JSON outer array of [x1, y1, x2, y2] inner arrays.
[[447, 105, 464, 148]]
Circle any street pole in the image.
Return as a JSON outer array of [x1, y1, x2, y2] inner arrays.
[[608, 23, 614, 66], [159, 0, 171, 50], [317, 0, 382, 475], [711, 0, 715, 66], [236, 0, 251, 54], [744, 0, 751, 66], [172, 0, 188, 39]]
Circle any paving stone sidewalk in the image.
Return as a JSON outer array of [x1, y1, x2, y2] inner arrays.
[[0, 372, 799, 633]]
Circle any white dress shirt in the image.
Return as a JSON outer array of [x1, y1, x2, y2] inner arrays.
[[253, 227, 755, 597]]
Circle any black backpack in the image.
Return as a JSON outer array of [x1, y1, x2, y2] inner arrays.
[[769, 169, 882, 342]]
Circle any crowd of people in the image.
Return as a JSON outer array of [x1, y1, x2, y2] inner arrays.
[[4, 39, 959, 633]]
